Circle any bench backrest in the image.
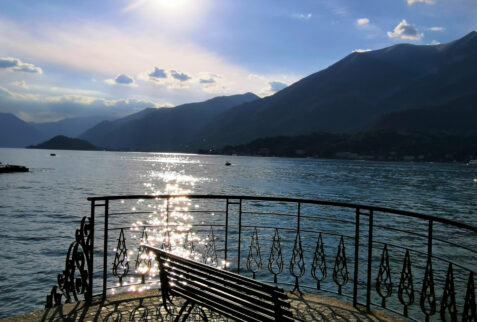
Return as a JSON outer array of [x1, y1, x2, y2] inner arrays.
[[145, 245, 294, 322]]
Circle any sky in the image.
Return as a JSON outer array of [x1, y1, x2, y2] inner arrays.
[[0, 0, 476, 123]]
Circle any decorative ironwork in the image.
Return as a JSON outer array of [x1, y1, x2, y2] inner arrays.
[[440, 263, 457, 321], [289, 230, 305, 293], [135, 227, 151, 284], [268, 228, 283, 284], [398, 249, 414, 317], [311, 232, 327, 290], [104, 303, 122, 322], [246, 227, 262, 279], [420, 257, 436, 321], [112, 228, 129, 287], [376, 244, 393, 308], [333, 236, 349, 295], [184, 231, 195, 257], [46, 216, 93, 307], [462, 272, 476, 322], [203, 226, 218, 266]]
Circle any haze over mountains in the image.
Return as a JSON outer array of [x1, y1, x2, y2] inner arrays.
[[1, 31, 476, 151]]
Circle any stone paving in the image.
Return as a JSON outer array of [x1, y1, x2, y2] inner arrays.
[[1, 290, 402, 321]]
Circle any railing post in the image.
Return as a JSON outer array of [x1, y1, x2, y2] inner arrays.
[[224, 198, 229, 269], [102, 199, 109, 299], [237, 199, 242, 273], [428, 219, 433, 257], [166, 197, 170, 249], [366, 209, 374, 313], [353, 208, 360, 308], [88, 199, 95, 303]]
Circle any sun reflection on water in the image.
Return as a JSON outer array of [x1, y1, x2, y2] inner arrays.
[[109, 157, 224, 295]]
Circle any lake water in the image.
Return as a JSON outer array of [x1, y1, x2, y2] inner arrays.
[[0, 148, 476, 318]]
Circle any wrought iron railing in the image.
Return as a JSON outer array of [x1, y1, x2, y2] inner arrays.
[[46, 195, 477, 321]]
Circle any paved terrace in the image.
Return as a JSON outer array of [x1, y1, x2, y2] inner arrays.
[[2, 290, 401, 321]]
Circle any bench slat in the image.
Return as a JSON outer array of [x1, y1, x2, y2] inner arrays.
[[156, 250, 287, 298], [162, 258, 290, 307], [166, 271, 292, 318]]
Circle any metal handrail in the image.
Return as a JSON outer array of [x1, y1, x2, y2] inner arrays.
[[46, 194, 477, 322]]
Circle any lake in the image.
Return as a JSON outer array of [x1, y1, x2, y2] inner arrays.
[[0, 148, 476, 318]]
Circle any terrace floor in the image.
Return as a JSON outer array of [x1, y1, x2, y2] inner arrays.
[[1, 290, 402, 321]]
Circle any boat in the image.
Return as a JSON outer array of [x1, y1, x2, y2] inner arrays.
[[467, 160, 477, 166], [225, 161, 231, 166], [50, 153, 56, 156], [0, 164, 29, 173]]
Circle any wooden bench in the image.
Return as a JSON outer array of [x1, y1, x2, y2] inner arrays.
[[144, 245, 294, 321]]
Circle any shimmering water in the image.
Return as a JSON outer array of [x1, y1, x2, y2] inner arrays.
[[0, 148, 476, 318]]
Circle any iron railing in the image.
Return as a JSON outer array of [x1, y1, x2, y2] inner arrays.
[[46, 195, 477, 321]]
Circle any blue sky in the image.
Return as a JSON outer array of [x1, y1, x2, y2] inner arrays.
[[0, 0, 476, 122]]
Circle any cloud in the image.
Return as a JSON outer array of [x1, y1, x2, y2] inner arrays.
[[12, 80, 29, 89], [200, 78, 215, 84], [430, 40, 440, 45], [387, 20, 423, 40], [0, 86, 166, 122], [269, 81, 287, 93], [0, 57, 42, 73], [429, 26, 445, 31], [170, 70, 191, 81], [292, 13, 312, 20], [407, 0, 435, 4], [149, 67, 167, 78], [357, 18, 370, 25], [115, 74, 134, 84], [352, 49, 372, 53]]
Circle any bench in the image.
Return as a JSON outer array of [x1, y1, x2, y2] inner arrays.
[[144, 245, 294, 321]]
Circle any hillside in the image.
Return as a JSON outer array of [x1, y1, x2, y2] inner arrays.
[[30, 115, 110, 140], [80, 93, 259, 151], [28, 135, 100, 151], [199, 31, 477, 147], [0, 113, 44, 147]]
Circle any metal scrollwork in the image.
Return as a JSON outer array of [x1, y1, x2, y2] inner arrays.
[[462, 272, 476, 322], [45, 216, 93, 308], [184, 231, 195, 258], [376, 244, 393, 308], [203, 226, 218, 267], [398, 249, 414, 317], [129, 299, 149, 322], [440, 263, 457, 322], [104, 303, 122, 322], [332, 236, 349, 295], [135, 228, 151, 284], [112, 228, 129, 287], [246, 227, 262, 279], [289, 230, 305, 293], [267, 228, 283, 284], [311, 232, 327, 290], [420, 257, 436, 320]]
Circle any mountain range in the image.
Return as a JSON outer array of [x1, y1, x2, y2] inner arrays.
[[1, 31, 476, 151]]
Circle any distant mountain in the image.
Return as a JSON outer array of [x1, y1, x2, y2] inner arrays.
[[80, 93, 259, 151], [200, 31, 477, 147], [30, 115, 112, 140], [0, 113, 43, 147], [28, 135, 100, 151]]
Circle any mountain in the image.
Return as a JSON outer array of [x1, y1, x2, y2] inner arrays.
[[0, 113, 44, 147], [79, 93, 259, 151], [28, 135, 100, 151], [30, 115, 112, 140], [200, 31, 477, 147]]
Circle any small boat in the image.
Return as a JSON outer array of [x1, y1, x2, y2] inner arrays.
[[50, 153, 56, 156], [0, 164, 29, 173], [225, 161, 231, 166], [467, 160, 477, 166]]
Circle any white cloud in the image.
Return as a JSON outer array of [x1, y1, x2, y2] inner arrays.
[[429, 26, 445, 31], [430, 40, 440, 45], [0, 57, 42, 74], [387, 19, 423, 40], [269, 81, 287, 93], [292, 13, 312, 20], [12, 80, 29, 89], [149, 67, 167, 79], [407, 0, 435, 4], [357, 18, 370, 25], [352, 49, 372, 53]]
